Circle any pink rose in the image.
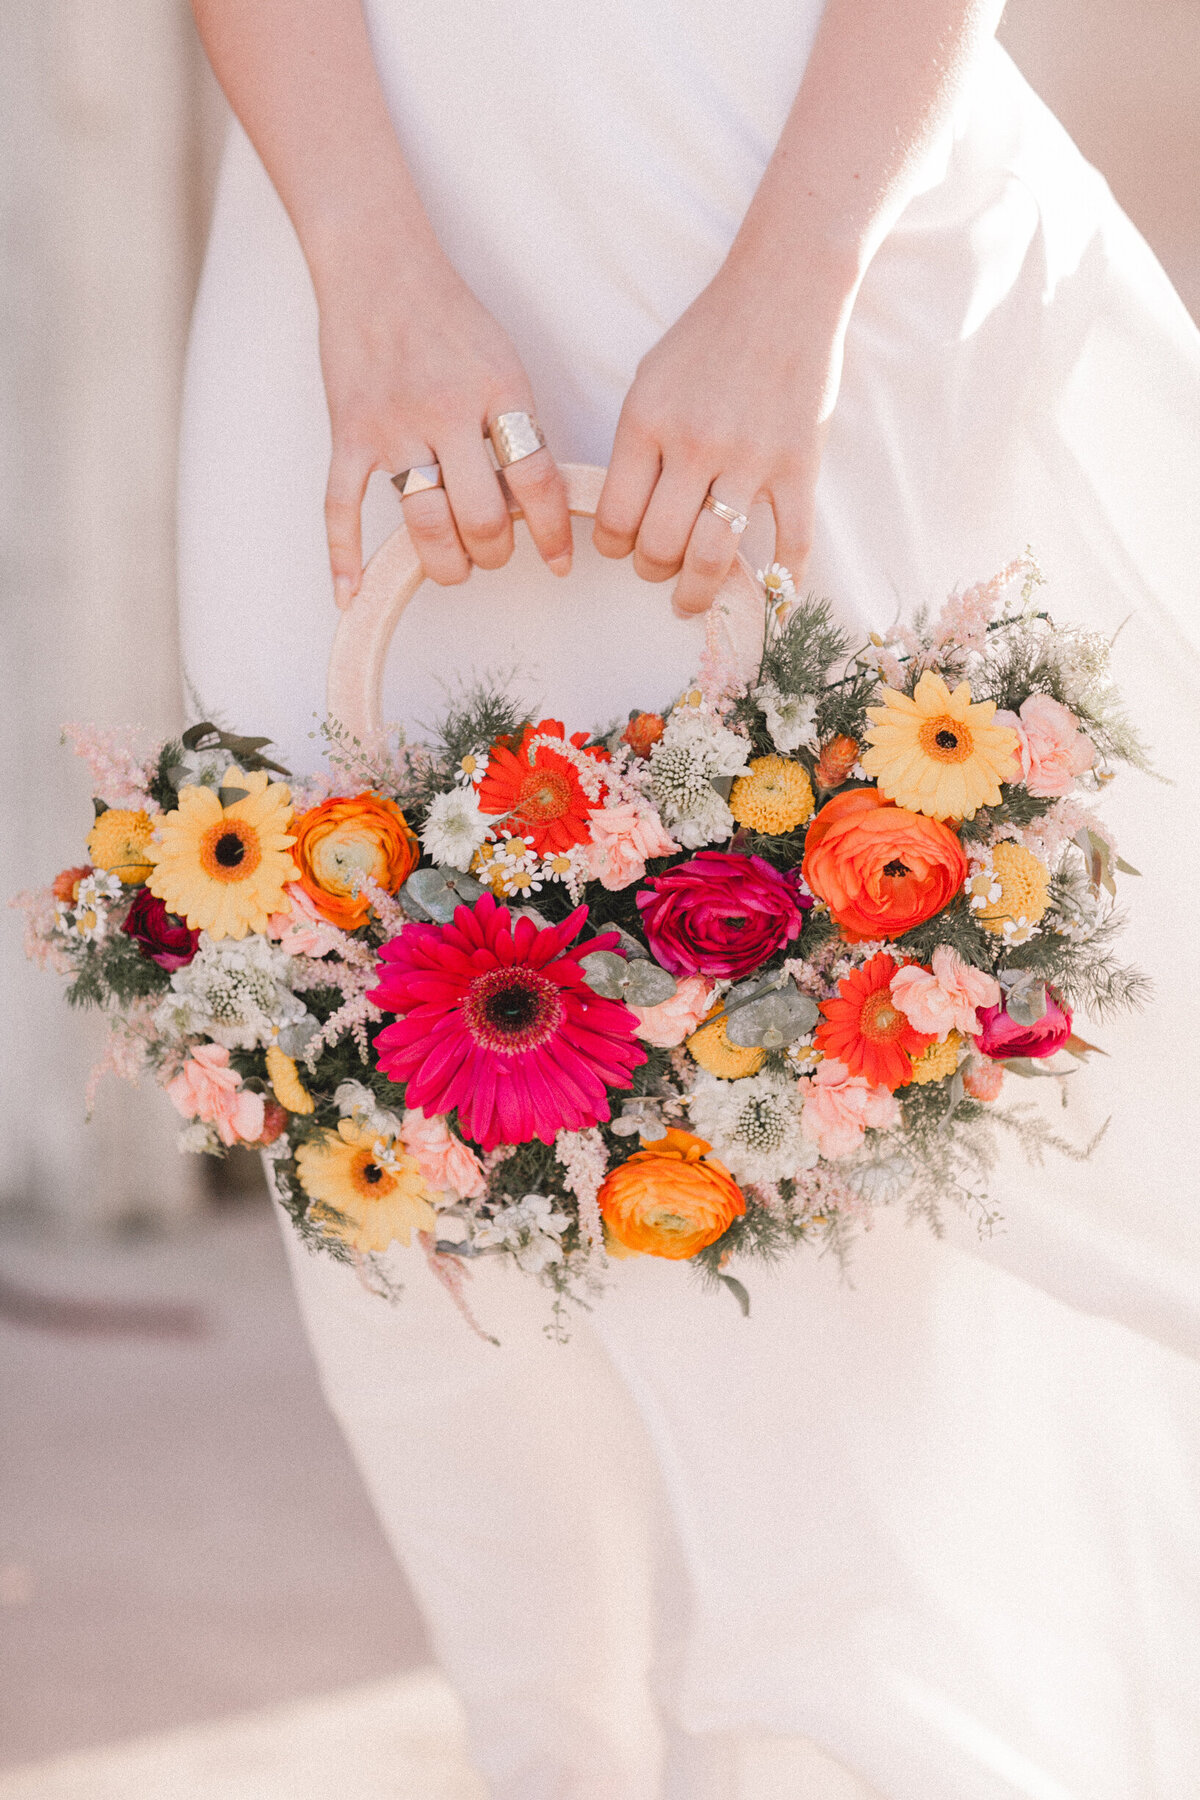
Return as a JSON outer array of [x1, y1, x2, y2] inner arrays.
[[628, 974, 714, 1047], [890, 945, 1001, 1041], [401, 1108, 486, 1199], [973, 990, 1072, 1059], [267, 883, 347, 957], [637, 851, 808, 981], [800, 1059, 900, 1161], [994, 695, 1094, 798], [166, 1043, 265, 1146], [584, 803, 678, 892]]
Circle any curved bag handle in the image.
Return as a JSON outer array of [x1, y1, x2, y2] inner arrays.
[[327, 462, 765, 739]]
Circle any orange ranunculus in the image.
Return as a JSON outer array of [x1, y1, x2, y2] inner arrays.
[[291, 792, 419, 931], [801, 788, 967, 942], [597, 1127, 746, 1260]]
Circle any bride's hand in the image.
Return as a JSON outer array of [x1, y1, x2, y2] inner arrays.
[[317, 247, 573, 607], [594, 255, 854, 617]]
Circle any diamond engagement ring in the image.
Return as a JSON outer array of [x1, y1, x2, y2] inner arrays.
[[488, 411, 547, 468], [701, 493, 749, 535], [391, 463, 444, 499]]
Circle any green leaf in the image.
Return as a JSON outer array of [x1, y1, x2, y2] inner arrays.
[[718, 1273, 751, 1318]]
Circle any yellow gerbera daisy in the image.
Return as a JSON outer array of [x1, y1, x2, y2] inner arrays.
[[909, 1029, 965, 1086], [729, 756, 815, 835], [86, 808, 155, 885], [265, 1044, 314, 1115], [974, 841, 1050, 939], [296, 1119, 437, 1253], [145, 767, 297, 940], [687, 1007, 766, 1080], [860, 672, 1019, 820]]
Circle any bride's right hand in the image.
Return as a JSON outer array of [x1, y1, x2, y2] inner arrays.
[[316, 247, 573, 607]]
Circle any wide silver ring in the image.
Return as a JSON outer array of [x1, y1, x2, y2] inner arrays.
[[488, 411, 546, 468], [702, 492, 749, 536], [391, 463, 443, 499]]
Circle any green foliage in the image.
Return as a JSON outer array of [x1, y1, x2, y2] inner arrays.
[[892, 900, 994, 970], [147, 740, 184, 812], [959, 787, 1054, 843], [65, 931, 171, 1009], [760, 595, 853, 699]]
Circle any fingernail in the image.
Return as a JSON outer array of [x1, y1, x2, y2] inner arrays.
[[548, 553, 572, 577], [334, 577, 353, 610]]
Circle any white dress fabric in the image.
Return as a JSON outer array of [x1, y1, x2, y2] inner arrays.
[[178, 5, 1200, 1796]]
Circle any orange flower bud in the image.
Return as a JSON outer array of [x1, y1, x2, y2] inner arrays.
[[621, 712, 666, 759], [813, 735, 860, 791]]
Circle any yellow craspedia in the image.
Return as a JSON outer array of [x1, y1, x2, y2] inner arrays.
[[265, 1044, 314, 1115], [686, 1007, 766, 1080], [729, 756, 815, 835], [975, 841, 1050, 939], [909, 1029, 965, 1085], [296, 1118, 437, 1253], [86, 808, 155, 885]]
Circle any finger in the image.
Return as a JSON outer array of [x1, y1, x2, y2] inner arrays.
[[767, 469, 817, 593], [593, 411, 661, 559], [671, 481, 755, 618], [632, 464, 709, 584], [400, 483, 472, 586], [439, 428, 514, 571], [325, 447, 372, 608], [500, 445, 573, 576]]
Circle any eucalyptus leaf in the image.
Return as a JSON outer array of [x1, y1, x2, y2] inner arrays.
[[620, 961, 677, 1007], [92, 797, 110, 819], [724, 986, 818, 1050], [401, 867, 485, 923], [1001, 1056, 1075, 1080], [217, 785, 250, 807], [938, 1070, 966, 1131], [1115, 856, 1142, 877], [602, 924, 651, 962], [709, 775, 735, 801], [277, 1017, 319, 1058], [580, 950, 629, 998], [1074, 826, 1116, 897], [182, 721, 290, 777], [1004, 976, 1047, 1028]]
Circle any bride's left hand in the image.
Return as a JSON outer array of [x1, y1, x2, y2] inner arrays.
[[593, 255, 855, 616]]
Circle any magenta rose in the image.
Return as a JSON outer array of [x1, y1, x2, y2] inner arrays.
[[973, 990, 1073, 1059], [636, 850, 808, 981], [122, 888, 200, 970]]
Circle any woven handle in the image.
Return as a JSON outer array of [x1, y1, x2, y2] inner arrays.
[[326, 461, 763, 737]]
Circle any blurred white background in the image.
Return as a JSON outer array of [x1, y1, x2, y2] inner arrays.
[[0, 2, 1196, 1792]]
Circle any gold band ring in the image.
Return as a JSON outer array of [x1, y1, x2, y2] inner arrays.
[[702, 493, 749, 536]]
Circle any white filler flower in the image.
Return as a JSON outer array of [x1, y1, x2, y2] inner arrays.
[[155, 935, 310, 1051], [421, 787, 491, 870], [688, 1072, 818, 1186]]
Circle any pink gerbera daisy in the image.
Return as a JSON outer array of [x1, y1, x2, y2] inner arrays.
[[369, 893, 646, 1150]]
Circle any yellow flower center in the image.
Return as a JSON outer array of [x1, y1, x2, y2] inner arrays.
[[918, 714, 975, 764], [516, 767, 573, 823], [199, 819, 263, 884], [859, 990, 907, 1043]]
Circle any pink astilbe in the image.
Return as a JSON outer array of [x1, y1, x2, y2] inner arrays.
[[929, 556, 1036, 659], [10, 889, 73, 973], [418, 1231, 499, 1345], [85, 1019, 153, 1116], [555, 1127, 610, 1251], [61, 723, 158, 809], [357, 872, 407, 936], [793, 1162, 870, 1219], [697, 601, 741, 713]]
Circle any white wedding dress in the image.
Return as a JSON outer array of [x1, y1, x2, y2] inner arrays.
[[178, 5, 1200, 1796]]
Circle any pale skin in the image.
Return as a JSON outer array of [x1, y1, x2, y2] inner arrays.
[[191, 0, 1005, 617]]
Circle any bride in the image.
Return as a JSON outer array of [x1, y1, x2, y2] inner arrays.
[[180, 1, 1200, 1795]]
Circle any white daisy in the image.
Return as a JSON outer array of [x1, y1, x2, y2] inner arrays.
[[421, 787, 490, 870]]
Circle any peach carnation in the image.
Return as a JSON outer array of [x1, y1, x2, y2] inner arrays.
[[994, 694, 1095, 798], [166, 1043, 265, 1147], [628, 974, 714, 1048], [889, 945, 1001, 1041], [401, 1108, 486, 1199], [799, 1059, 900, 1161], [267, 882, 348, 957], [583, 802, 678, 891]]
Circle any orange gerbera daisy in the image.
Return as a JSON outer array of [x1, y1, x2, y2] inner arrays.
[[815, 953, 936, 1091], [476, 718, 607, 856]]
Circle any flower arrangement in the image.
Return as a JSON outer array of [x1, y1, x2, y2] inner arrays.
[[16, 558, 1150, 1334]]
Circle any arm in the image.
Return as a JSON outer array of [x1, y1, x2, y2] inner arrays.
[[594, 0, 1007, 614], [190, 0, 573, 604]]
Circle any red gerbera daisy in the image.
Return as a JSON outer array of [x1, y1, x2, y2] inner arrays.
[[369, 893, 646, 1150], [476, 718, 607, 855], [814, 953, 935, 1091]]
